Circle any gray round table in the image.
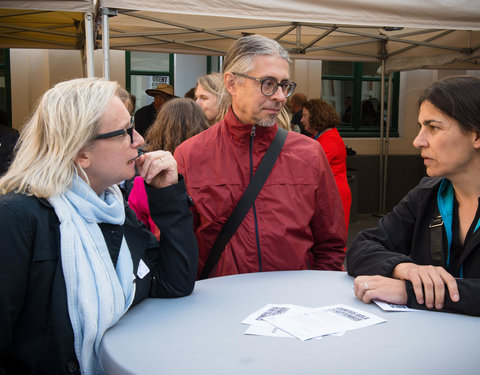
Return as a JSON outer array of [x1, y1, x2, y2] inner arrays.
[[99, 270, 480, 374]]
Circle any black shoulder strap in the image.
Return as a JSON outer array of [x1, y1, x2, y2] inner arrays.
[[429, 203, 445, 267], [200, 128, 288, 279]]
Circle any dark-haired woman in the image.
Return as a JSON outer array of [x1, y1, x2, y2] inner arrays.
[[347, 76, 480, 316]]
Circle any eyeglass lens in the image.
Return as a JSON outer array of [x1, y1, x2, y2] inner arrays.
[[261, 78, 295, 97]]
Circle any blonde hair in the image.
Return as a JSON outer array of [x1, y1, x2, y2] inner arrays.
[[276, 106, 292, 131], [196, 72, 228, 122], [0, 77, 119, 198]]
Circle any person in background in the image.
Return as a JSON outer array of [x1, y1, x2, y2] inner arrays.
[[117, 87, 136, 115], [129, 98, 210, 239], [0, 78, 198, 374], [134, 83, 176, 137], [341, 95, 352, 124], [0, 110, 19, 176], [129, 93, 137, 114], [347, 76, 480, 316], [184, 87, 196, 100], [302, 98, 352, 233], [175, 35, 346, 279], [276, 106, 292, 131], [360, 98, 381, 127], [195, 72, 226, 125], [289, 92, 309, 135]]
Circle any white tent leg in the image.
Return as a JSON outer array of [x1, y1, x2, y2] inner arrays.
[[378, 58, 385, 214], [103, 11, 110, 80], [101, 8, 118, 80], [84, 12, 95, 78], [382, 73, 393, 213]]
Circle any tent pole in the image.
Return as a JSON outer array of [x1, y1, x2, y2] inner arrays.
[[382, 73, 393, 213], [378, 59, 385, 215], [84, 12, 95, 78], [101, 8, 118, 80], [103, 10, 110, 80]]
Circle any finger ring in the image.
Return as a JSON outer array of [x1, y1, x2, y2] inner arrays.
[[364, 282, 369, 290]]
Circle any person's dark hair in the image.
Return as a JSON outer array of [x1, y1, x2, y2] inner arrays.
[[184, 87, 196, 99], [303, 98, 340, 132], [418, 76, 480, 133], [144, 98, 209, 153]]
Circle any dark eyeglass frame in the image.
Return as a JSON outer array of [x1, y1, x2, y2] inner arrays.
[[94, 116, 135, 143], [232, 72, 297, 98]]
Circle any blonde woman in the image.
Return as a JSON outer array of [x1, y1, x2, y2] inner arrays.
[[195, 72, 228, 124], [0, 78, 197, 374], [276, 106, 292, 131]]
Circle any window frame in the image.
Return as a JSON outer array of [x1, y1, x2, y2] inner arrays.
[[0, 49, 12, 127], [125, 51, 174, 95], [322, 62, 400, 138]]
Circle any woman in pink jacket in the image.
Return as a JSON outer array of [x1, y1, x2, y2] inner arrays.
[[302, 98, 352, 232]]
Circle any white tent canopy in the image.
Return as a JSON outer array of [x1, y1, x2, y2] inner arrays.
[[1, 0, 480, 72], [97, 0, 480, 73]]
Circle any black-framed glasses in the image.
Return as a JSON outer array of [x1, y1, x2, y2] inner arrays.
[[94, 116, 135, 143], [232, 72, 296, 98]]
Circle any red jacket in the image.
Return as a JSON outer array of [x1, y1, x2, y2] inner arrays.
[[314, 128, 352, 229], [174, 109, 346, 278]]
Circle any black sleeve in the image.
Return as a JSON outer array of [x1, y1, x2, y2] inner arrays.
[[406, 279, 480, 316], [144, 175, 198, 298], [0, 201, 32, 371], [346, 187, 420, 277]]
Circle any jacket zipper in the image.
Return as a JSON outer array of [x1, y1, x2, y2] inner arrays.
[[250, 125, 262, 272]]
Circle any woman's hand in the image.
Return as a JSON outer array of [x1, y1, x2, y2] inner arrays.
[[135, 151, 178, 188], [392, 263, 459, 309], [353, 275, 408, 305]]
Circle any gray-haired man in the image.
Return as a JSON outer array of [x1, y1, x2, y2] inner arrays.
[[175, 34, 346, 278]]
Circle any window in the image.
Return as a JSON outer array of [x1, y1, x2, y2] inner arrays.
[[321, 61, 399, 138], [0, 49, 11, 127], [207, 56, 222, 73], [126, 51, 173, 112]]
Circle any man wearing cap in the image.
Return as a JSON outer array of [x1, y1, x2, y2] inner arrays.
[[174, 35, 346, 279], [134, 83, 175, 137]]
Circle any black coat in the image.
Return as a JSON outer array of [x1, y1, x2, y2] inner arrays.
[[346, 177, 480, 316], [0, 125, 19, 176], [0, 178, 198, 374], [134, 103, 157, 138]]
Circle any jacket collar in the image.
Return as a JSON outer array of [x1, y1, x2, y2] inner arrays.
[[438, 178, 480, 269], [223, 107, 278, 148]]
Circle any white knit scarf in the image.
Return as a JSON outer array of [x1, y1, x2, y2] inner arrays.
[[48, 175, 135, 374]]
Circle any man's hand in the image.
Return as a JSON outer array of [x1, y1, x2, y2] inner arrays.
[[353, 275, 408, 305], [135, 151, 178, 188], [392, 263, 459, 309]]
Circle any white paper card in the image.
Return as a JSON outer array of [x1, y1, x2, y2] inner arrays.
[[137, 259, 150, 279], [263, 304, 386, 341], [373, 299, 420, 312]]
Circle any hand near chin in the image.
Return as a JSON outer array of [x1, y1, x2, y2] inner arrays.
[[353, 275, 408, 305], [135, 151, 178, 188]]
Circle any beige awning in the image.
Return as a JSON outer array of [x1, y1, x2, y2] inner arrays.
[[96, 0, 480, 72], [0, 0, 96, 49]]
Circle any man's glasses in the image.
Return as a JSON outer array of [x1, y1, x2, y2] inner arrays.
[[94, 117, 134, 143], [232, 72, 296, 98]]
